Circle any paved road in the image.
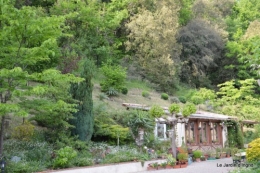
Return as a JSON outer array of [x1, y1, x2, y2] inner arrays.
[[137, 158, 236, 173]]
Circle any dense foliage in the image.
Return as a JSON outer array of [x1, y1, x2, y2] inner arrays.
[[1, 0, 260, 171]]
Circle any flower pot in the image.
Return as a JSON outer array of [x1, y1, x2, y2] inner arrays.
[[166, 165, 173, 169], [147, 166, 157, 171], [180, 162, 188, 168], [196, 158, 201, 162], [173, 164, 181, 168]]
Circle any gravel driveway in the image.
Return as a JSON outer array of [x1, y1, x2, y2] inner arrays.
[[137, 158, 236, 173]]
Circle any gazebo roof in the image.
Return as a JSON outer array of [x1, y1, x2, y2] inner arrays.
[[122, 103, 258, 124]]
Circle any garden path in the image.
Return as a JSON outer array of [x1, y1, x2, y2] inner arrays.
[[137, 158, 236, 173]]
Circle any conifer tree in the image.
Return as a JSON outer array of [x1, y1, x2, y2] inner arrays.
[[70, 59, 94, 141]]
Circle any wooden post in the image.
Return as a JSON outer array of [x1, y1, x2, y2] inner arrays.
[[171, 122, 177, 158]]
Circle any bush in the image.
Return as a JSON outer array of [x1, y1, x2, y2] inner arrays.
[[193, 150, 202, 159], [106, 87, 119, 96], [99, 93, 109, 100], [121, 87, 128, 95], [170, 97, 180, 103], [182, 103, 196, 117], [53, 146, 77, 169], [72, 157, 94, 167], [246, 138, 260, 162], [179, 96, 187, 103], [190, 95, 204, 105], [142, 91, 150, 98], [169, 103, 180, 114], [161, 93, 169, 100], [149, 105, 164, 118], [6, 160, 47, 173], [4, 139, 53, 163], [100, 64, 126, 93], [12, 121, 35, 141]]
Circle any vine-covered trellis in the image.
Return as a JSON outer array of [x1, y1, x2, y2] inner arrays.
[[224, 120, 244, 148]]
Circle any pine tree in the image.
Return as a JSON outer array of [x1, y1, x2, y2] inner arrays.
[[70, 59, 94, 141]]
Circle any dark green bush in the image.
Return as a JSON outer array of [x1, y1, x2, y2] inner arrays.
[[161, 93, 169, 100], [142, 91, 150, 98], [179, 96, 187, 103], [121, 87, 128, 95]]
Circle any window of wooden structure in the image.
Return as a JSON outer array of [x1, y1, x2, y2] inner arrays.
[[157, 123, 165, 139], [200, 122, 207, 144], [185, 122, 195, 144], [211, 122, 219, 143]]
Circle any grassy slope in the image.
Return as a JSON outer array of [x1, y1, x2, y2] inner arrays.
[[92, 78, 172, 112]]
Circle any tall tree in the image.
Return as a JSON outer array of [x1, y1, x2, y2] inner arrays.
[[177, 19, 225, 87], [125, 0, 181, 91], [0, 1, 83, 157], [50, 0, 129, 67], [70, 59, 94, 141]]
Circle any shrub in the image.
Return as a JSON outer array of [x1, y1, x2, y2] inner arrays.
[[99, 93, 109, 100], [182, 103, 197, 117], [12, 121, 35, 141], [190, 95, 204, 105], [106, 87, 119, 96], [121, 87, 128, 95], [193, 150, 202, 159], [246, 138, 260, 162], [149, 105, 164, 118], [179, 96, 187, 103], [161, 93, 169, 100], [169, 103, 180, 114], [6, 161, 47, 173], [53, 146, 77, 169], [170, 97, 180, 103], [142, 91, 150, 98], [100, 64, 126, 93], [72, 157, 94, 167]]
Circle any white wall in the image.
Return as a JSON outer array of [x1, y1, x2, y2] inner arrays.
[[222, 125, 228, 147], [51, 159, 166, 173], [176, 123, 185, 147]]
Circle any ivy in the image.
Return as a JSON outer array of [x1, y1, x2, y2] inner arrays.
[[224, 120, 244, 148]]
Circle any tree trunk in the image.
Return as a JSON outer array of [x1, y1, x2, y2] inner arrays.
[[171, 123, 177, 158], [0, 116, 5, 158]]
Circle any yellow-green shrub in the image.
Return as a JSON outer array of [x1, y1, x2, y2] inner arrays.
[[246, 138, 260, 162], [12, 121, 35, 141]]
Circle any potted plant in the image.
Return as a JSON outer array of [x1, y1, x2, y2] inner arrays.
[[148, 162, 159, 170], [193, 150, 202, 162], [231, 147, 238, 157], [207, 151, 216, 160], [220, 148, 226, 158], [200, 155, 206, 161], [160, 162, 167, 169], [166, 154, 176, 168], [204, 151, 210, 160], [177, 153, 188, 168], [225, 148, 231, 158]]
